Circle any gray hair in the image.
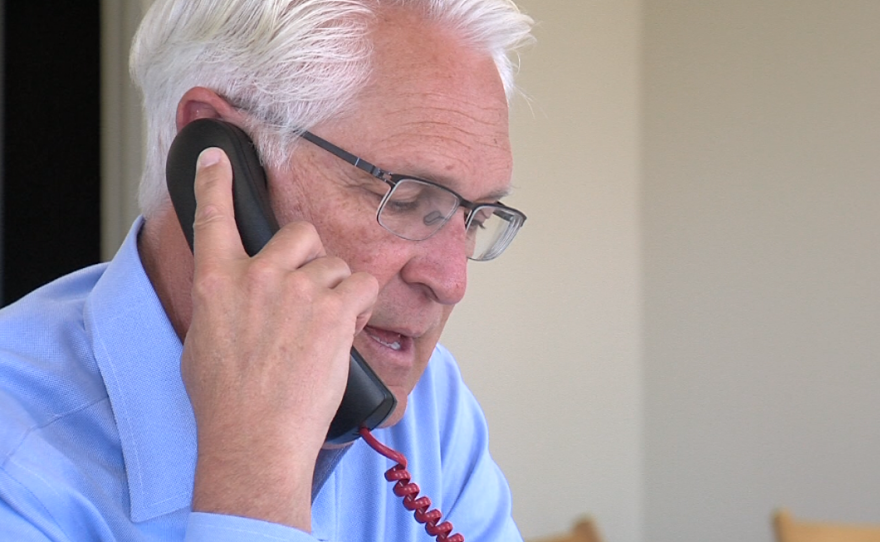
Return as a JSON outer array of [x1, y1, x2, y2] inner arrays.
[[130, 0, 534, 218]]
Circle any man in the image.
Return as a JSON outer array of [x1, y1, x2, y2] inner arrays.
[[0, 1, 533, 540]]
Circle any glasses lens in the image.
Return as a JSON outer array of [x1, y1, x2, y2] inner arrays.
[[468, 205, 524, 261], [378, 178, 459, 240], [377, 178, 525, 261]]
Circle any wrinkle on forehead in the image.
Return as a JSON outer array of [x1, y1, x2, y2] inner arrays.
[[388, 101, 508, 135]]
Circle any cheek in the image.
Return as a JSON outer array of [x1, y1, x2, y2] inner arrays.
[[271, 176, 383, 267], [416, 306, 453, 356], [315, 208, 409, 283], [267, 175, 313, 229], [327, 232, 415, 307], [323, 219, 384, 268]]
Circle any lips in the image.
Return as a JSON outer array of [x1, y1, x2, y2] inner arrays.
[[363, 326, 412, 353]]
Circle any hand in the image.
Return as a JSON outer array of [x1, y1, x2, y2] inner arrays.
[[180, 148, 378, 530]]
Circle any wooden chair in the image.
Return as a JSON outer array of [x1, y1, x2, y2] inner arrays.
[[527, 517, 603, 542], [774, 509, 880, 542]]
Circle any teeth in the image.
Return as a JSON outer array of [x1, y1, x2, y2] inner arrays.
[[368, 332, 402, 351]]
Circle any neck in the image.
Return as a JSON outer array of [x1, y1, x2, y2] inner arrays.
[[138, 203, 194, 340]]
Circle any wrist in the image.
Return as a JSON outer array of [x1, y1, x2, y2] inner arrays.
[[191, 445, 317, 531]]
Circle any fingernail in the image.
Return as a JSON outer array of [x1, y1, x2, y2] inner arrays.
[[198, 148, 222, 168]]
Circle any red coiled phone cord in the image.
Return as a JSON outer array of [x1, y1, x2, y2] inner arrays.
[[359, 428, 465, 542]]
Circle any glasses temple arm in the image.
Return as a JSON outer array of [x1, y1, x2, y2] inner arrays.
[[298, 130, 388, 179]]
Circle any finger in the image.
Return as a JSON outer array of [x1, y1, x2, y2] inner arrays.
[[256, 221, 327, 270], [191, 148, 246, 266], [294, 255, 353, 289], [333, 271, 379, 334]]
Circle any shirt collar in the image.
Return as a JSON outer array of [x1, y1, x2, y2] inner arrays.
[[85, 217, 197, 523]]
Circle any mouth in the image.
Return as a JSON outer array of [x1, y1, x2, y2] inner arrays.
[[363, 325, 414, 354], [369, 332, 401, 351]]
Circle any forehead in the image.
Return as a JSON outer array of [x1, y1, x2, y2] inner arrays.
[[315, 7, 513, 200]]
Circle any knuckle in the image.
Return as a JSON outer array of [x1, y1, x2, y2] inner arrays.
[[325, 256, 352, 276], [361, 271, 380, 294], [192, 203, 225, 230], [349, 270, 379, 300], [192, 266, 231, 301], [288, 220, 319, 239], [245, 257, 282, 289], [285, 271, 317, 302]]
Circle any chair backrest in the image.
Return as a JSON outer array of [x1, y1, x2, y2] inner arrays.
[[774, 509, 880, 542], [528, 518, 603, 542]]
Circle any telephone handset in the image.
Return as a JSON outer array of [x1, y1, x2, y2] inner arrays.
[[165, 118, 396, 445]]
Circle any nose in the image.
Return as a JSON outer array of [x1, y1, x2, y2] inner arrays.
[[399, 213, 469, 305]]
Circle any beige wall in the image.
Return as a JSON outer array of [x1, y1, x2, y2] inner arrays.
[[103, 1, 880, 542], [642, 1, 880, 541]]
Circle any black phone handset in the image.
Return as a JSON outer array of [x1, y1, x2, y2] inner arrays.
[[166, 118, 463, 541]]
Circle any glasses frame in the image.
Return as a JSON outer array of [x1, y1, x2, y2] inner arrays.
[[298, 130, 526, 261]]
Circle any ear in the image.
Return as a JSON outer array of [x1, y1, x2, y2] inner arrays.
[[175, 87, 248, 132]]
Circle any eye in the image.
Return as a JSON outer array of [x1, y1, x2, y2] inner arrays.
[[384, 181, 432, 215], [387, 198, 421, 213]]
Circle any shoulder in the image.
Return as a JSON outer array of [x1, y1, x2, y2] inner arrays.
[[0, 263, 106, 350], [0, 261, 107, 370], [0, 264, 110, 455]]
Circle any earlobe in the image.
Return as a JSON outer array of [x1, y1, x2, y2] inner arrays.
[[175, 87, 243, 132]]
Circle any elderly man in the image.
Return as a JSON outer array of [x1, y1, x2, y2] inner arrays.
[[0, 1, 533, 540]]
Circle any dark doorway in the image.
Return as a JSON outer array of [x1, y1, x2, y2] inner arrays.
[[1, 1, 102, 305]]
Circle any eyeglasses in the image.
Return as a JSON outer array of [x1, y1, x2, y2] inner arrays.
[[298, 130, 526, 261]]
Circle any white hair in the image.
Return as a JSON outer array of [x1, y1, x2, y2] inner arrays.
[[130, 0, 534, 218]]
